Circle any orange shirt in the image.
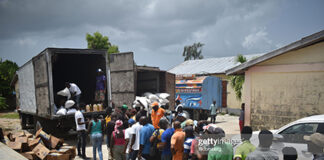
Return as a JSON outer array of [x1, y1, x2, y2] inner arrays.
[[151, 107, 165, 129], [171, 129, 185, 160]]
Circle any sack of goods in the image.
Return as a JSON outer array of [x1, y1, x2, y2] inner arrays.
[[65, 100, 75, 109], [56, 107, 67, 115], [57, 87, 71, 99], [67, 108, 76, 115]]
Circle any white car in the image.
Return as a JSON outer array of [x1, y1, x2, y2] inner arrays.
[[233, 114, 324, 160]]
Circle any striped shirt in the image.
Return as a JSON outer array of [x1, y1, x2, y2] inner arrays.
[[184, 137, 195, 153]]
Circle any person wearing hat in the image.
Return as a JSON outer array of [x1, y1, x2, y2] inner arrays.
[[304, 132, 324, 159], [208, 127, 233, 160], [124, 118, 136, 160], [151, 101, 165, 129], [95, 68, 106, 104], [120, 104, 130, 129]]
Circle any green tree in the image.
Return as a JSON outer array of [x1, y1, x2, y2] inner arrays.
[[86, 32, 119, 54], [0, 58, 18, 109], [230, 54, 247, 100], [182, 42, 204, 61]]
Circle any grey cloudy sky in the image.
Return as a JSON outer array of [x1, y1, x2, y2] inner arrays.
[[0, 0, 323, 70]]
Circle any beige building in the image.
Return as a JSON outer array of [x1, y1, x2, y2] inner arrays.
[[227, 30, 324, 130]]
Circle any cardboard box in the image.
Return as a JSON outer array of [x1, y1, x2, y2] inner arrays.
[[35, 129, 51, 149], [57, 146, 76, 159], [6, 133, 15, 141], [50, 135, 63, 149], [28, 137, 41, 150], [13, 131, 25, 139], [45, 153, 70, 160], [7, 141, 22, 151], [32, 143, 50, 160], [20, 151, 37, 160], [15, 136, 28, 143]]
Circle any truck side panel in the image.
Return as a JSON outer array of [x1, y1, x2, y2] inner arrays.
[[110, 52, 135, 107], [17, 61, 37, 114], [33, 51, 51, 118]]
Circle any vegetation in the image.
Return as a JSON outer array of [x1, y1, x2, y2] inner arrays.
[[230, 54, 247, 100], [182, 42, 204, 61], [0, 58, 18, 110], [86, 31, 120, 55], [0, 112, 19, 119]]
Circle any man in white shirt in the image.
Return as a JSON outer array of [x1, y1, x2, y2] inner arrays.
[[66, 82, 82, 107], [125, 118, 136, 160], [129, 115, 143, 160], [74, 105, 88, 159]]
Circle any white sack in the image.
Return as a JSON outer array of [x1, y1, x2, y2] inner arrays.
[[57, 87, 71, 99], [56, 107, 67, 115], [65, 100, 75, 109], [158, 93, 170, 99], [67, 108, 77, 115]]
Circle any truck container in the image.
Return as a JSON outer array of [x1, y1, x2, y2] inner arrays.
[[175, 76, 222, 119], [16, 48, 175, 135]]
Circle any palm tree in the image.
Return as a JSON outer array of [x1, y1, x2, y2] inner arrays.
[[182, 42, 204, 61], [230, 54, 247, 100]]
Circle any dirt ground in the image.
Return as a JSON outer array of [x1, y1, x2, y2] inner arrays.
[[0, 113, 239, 160]]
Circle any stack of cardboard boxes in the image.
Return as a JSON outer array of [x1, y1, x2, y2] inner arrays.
[[4, 129, 76, 160]]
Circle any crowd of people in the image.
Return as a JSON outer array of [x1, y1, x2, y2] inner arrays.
[[73, 100, 324, 160]]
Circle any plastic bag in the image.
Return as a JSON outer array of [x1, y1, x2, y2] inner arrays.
[[56, 107, 67, 115]]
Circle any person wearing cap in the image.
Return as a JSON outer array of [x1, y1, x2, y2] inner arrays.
[[151, 101, 165, 129], [120, 104, 130, 129], [171, 121, 185, 160], [234, 126, 256, 160], [246, 130, 279, 160], [95, 68, 106, 104], [110, 120, 126, 160], [124, 118, 136, 160], [181, 118, 193, 129], [304, 132, 324, 159]]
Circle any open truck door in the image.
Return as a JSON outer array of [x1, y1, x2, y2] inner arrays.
[[109, 52, 136, 107], [33, 51, 52, 118]]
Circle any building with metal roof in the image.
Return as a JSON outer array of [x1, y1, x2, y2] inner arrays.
[[168, 54, 263, 75]]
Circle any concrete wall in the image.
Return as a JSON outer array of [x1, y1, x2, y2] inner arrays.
[[243, 42, 324, 130]]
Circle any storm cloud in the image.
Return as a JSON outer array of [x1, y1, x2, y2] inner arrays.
[[0, 0, 323, 69]]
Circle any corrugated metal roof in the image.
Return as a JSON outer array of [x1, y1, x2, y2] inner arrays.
[[168, 54, 263, 75]]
